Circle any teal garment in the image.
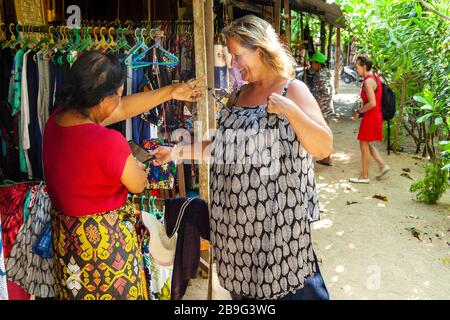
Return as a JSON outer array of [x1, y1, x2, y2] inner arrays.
[[0, 131, 6, 157], [8, 49, 28, 173], [8, 48, 24, 116], [18, 115, 27, 173], [23, 188, 32, 222]]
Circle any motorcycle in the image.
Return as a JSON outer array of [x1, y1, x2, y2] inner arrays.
[[342, 65, 362, 84]]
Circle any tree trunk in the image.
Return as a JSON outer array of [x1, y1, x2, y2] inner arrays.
[[422, 123, 429, 157], [320, 20, 326, 54], [392, 77, 407, 153], [333, 27, 341, 94], [327, 25, 333, 64]]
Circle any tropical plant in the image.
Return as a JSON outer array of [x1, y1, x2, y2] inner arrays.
[[337, 0, 449, 203]]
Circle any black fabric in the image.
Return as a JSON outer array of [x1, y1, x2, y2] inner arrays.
[[0, 48, 13, 101], [0, 102, 24, 180], [48, 56, 58, 113], [26, 52, 43, 180], [164, 197, 210, 300]]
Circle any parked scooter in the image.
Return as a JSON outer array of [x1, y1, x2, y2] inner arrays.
[[342, 65, 362, 84]]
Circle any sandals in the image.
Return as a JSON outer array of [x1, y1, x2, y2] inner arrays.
[[376, 165, 390, 180], [349, 177, 370, 184]]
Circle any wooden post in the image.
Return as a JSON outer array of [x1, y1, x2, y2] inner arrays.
[[274, 0, 281, 34], [284, 0, 290, 46], [193, 0, 209, 200], [333, 27, 341, 94], [327, 24, 334, 64]]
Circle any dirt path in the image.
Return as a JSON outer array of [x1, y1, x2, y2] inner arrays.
[[183, 81, 450, 300]]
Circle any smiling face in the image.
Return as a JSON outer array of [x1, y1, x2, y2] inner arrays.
[[226, 37, 264, 83]]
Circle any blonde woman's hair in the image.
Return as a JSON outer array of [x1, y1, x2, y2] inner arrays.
[[222, 15, 296, 78]]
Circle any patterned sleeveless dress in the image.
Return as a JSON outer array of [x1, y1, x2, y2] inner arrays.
[[210, 80, 321, 299]]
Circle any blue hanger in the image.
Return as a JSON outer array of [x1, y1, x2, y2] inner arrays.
[[131, 42, 179, 69], [121, 27, 148, 63]]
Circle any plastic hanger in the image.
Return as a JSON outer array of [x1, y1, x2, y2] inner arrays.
[[130, 29, 178, 69], [95, 27, 108, 50], [147, 195, 153, 215], [121, 27, 147, 63], [140, 194, 146, 212], [150, 196, 164, 217], [107, 27, 118, 52]]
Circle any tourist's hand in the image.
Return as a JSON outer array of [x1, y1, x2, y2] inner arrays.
[[267, 93, 296, 116], [171, 76, 207, 102], [148, 146, 174, 166]]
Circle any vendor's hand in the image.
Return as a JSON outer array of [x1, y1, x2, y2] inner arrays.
[[172, 76, 207, 102], [267, 93, 296, 116], [148, 146, 174, 166]]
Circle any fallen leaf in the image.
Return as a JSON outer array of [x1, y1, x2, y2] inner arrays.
[[373, 195, 388, 202], [346, 201, 359, 205], [405, 227, 422, 241], [401, 173, 413, 180], [408, 215, 420, 219], [412, 230, 421, 241], [442, 257, 450, 266], [402, 168, 411, 173], [412, 156, 422, 160]]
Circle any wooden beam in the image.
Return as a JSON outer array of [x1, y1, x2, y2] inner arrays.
[[231, 0, 272, 17], [284, 0, 290, 46], [333, 27, 341, 94], [274, 0, 281, 34]]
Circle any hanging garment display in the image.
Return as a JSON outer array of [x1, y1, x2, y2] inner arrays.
[[164, 197, 210, 300], [142, 138, 177, 190], [0, 215, 8, 300], [5, 183, 55, 298]]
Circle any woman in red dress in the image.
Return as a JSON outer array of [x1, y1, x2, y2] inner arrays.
[[350, 55, 389, 183]]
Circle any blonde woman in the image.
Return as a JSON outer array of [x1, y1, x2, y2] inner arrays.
[[150, 15, 333, 300]]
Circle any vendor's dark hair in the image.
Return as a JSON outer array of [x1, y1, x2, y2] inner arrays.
[[356, 54, 373, 71], [59, 51, 127, 112]]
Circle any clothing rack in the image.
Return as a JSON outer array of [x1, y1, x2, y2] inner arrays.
[[0, 23, 165, 38]]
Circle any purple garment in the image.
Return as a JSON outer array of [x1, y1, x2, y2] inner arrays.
[[164, 197, 210, 300], [229, 67, 246, 90]]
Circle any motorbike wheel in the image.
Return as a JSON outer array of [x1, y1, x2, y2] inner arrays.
[[344, 75, 352, 84]]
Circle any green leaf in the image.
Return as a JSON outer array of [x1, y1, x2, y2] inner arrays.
[[434, 117, 444, 126], [420, 105, 433, 111], [429, 123, 438, 133], [344, 4, 355, 13], [417, 113, 433, 123]]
